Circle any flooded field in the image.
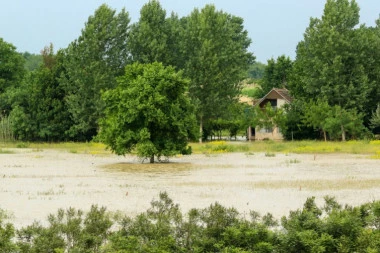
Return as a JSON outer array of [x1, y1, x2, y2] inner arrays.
[[1, 149, 380, 227]]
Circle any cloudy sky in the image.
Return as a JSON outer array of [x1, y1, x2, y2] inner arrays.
[[0, 0, 378, 62]]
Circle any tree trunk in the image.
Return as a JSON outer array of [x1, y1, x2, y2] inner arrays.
[[323, 130, 327, 142], [150, 155, 154, 164], [199, 117, 203, 143], [341, 125, 346, 141]]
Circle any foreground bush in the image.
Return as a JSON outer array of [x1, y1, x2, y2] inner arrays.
[[2, 193, 380, 252]]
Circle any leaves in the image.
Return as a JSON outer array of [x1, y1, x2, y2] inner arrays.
[[100, 62, 197, 162]]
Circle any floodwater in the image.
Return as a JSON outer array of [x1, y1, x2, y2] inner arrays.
[[1, 149, 380, 228]]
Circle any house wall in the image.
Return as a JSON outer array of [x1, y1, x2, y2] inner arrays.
[[249, 88, 290, 141], [277, 99, 287, 108]]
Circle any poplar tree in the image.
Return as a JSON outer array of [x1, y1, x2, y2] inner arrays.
[[182, 5, 254, 141], [60, 4, 131, 140]]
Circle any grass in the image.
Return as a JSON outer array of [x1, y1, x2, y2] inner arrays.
[[0, 140, 379, 157], [264, 152, 276, 157], [37, 188, 66, 196], [250, 178, 380, 191], [0, 141, 110, 155], [190, 140, 380, 157], [0, 148, 14, 154], [287, 158, 300, 164]]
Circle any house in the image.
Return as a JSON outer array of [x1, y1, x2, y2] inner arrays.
[[248, 88, 292, 141]]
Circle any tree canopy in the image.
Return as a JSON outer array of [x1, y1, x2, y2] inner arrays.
[[60, 4, 131, 140], [259, 55, 293, 97], [1, 0, 380, 143], [181, 5, 254, 140], [289, 0, 376, 115], [0, 38, 25, 113], [100, 62, 196, 163]]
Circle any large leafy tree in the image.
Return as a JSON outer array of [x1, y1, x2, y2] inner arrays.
[[100, 62, 197, 163], [290, 0, 374, 112], [355, 18, 380, 124], [259, 55, 293, 97], [0, 38, 25, 113], [247, 61, 266, 80], [182, 5, 254, 141], [129, 0, 185, 68], [60, 4, 131, 140], [22, 52, 42, 72], [129, 0, 168, 64], [370, 104, 380, 129], [10, 45, 72, 141]]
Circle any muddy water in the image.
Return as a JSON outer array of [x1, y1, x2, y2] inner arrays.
[[1, 150, 380, 228]]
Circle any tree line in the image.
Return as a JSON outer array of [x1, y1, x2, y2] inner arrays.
[[0, 1, 252, 145], [2, 193, 380, 252], [1, 0, 380, 152], [252, 0, 380, 141]]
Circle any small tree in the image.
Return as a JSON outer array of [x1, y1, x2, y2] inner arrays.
[[302, 100, 331, 141], [370, 104, 380, 129], [99, 62, 197, 163]]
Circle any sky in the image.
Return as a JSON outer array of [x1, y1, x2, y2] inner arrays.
[[0, 0, 379, 63]]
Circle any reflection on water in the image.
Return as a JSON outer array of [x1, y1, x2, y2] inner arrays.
[[102, 162, 194, 174]]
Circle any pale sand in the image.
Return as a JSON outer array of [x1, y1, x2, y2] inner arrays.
[[1, 149, 380, 227]]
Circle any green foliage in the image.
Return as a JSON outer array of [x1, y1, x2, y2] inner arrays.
[[247, 61, 266, 80], [129, 0, 179, 66], [10, 45, 73, 142], [258, 55, 293, 97], [303, 100, 366, 141], [370, 104, 380, 129], [2, 194, 380, 251], [0, 38, 26, 113], [241, 86, 262, 99], [182, 4, 254, 136], [255, 103, 286, 134], [0, 209, 17, 252], [281, 101, 320, 140], [60, 4, 131, 140], [290, 0, 380, 129], [100, 62, 197, 163], [22, 52, 42, 71], [16, 205, 112, 253], [203, 119, 243, 140], [0, 114, 14, 141]]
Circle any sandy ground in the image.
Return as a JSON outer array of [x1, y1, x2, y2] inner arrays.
[[1, 149, 380, 228]]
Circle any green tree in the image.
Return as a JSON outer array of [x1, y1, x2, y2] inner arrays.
[[0, 209, 18, 252], [129, 1, 186, 69], [17, 205, 112, 253], [247, 61, 266, 80], [60, 4, 131, 140], [324, 105, 365, 141], [11, 45, 72, 141], [22, 52, 42, 71], [259, 55, 293, 97], [182, 5, 254, 142], [290, 0, 371, 115], [129, 0, 169, 64], [354, 18, 380, 126], [0, 38, 26, 113], [303, 100, 365, 141], [370, 104, 380, 129], [302, 100, 331, 141], [100, 62, 196, 163]]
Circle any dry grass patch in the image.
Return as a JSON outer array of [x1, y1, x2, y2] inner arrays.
[[103, 162, 194, 173], [250, 178, 380, 191]]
